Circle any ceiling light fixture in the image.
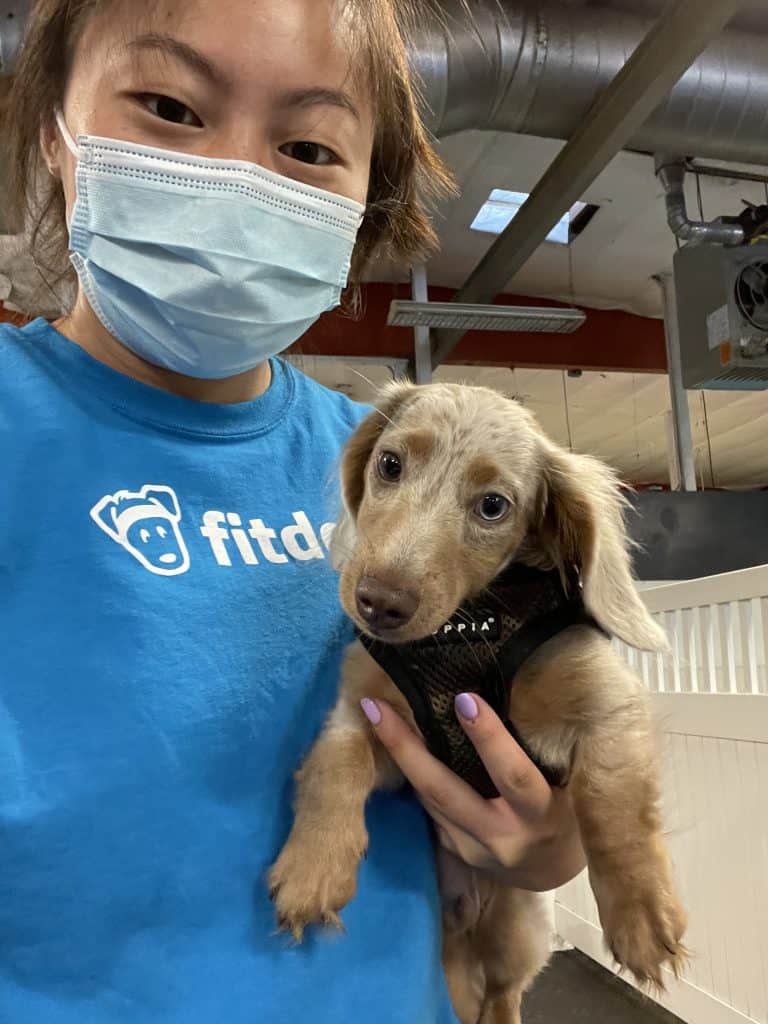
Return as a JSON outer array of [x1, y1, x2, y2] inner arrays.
[[387, 301, 586, 333]]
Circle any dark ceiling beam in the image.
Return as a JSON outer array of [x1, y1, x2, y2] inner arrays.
[[429, 0, 749, 370], [289, 284, 667, 374]]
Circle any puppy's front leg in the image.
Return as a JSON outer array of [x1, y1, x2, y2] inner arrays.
[[269, 644, 403, 940]]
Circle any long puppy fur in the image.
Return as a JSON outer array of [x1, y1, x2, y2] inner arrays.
[[270, 381, 687, 1024]]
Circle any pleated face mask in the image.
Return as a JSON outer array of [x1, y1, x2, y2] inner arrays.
[[56, 110, 365, 379]]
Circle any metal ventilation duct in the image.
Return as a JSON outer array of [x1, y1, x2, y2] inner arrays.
[[412, 1, 768, 165], [0, 1, 29, 75]]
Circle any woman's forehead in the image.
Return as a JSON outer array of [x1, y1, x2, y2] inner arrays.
[[81, 0, 371, 108]]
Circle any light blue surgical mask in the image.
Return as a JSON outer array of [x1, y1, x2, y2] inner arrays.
[[56, 111, 365, 379]]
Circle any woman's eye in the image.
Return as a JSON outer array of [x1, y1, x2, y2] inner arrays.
[[377, 451, 403, 483], [475, 493, 510, 523], [141, 94, 202, 127], [280, 141, 336, 166]]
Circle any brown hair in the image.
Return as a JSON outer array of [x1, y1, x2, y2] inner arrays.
[[4, 0, 456, 310]]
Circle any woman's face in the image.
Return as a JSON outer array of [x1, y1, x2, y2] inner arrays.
[[44, 0, 375, 218]]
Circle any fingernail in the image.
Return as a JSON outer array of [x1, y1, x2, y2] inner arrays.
[[455, 693, 479, 723], [360, 698, 382, 726]]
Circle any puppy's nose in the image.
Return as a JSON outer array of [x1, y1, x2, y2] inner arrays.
[[355, 576, 419, 631]]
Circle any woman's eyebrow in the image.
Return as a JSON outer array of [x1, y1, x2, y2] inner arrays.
[[127, 33, 229, 90], [278, 87, 361, 123], [126, 35, 359, 122]]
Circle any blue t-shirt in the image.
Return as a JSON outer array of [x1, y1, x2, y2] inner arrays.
[[0, 319, 457, 1024]]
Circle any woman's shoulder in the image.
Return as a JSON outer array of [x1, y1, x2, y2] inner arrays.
[[0, 317, 52, 388], [280, 358, 372, 437], [0, 315, 40, 348], [0, 317, 72, 404], [0, 316, 55, 362]]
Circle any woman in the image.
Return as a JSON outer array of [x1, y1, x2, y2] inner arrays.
[[0, 1, 585, 1021]]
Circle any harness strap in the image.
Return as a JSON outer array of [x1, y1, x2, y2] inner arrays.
[[358, 568, 603, 799]]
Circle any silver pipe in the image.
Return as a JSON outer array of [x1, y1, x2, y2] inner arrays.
[[0, 1, 30, 75], [412, 1, 768, 166], [657, 274, 697, 492], [409, 264, 432, 385], [655, 155, 745, 246], [685, 160, 768, 187]]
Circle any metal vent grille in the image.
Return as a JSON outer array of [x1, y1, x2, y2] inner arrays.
[[387, 300, 586, 333], [706, 365, 768, 389], [735, 262, 768, 331]]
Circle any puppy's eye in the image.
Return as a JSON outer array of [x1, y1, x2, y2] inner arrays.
[[377, 451, 402, 482], [475, 493, 510, 522]]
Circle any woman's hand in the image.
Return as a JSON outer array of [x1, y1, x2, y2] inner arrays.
[[360, 692, 586, 891]]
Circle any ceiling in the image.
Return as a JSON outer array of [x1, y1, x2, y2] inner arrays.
[[367, 139, 768, 320], [365, 1, 768, 318], [345, 1, 768, 490], [606, 0, 768, 35]]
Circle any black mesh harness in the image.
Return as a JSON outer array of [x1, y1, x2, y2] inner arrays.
[[358, 563, 601, 798]]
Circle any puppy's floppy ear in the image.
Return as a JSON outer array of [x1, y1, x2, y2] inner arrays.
[[341, 380, 416, 518], [330, 381, 416, 570], [536, 440, 667, 652]]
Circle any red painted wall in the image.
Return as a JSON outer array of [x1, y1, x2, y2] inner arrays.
[[290, 283, 668, 373]]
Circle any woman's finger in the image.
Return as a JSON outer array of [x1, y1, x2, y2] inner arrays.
[[360, 697, 499, 837], [453, 692, 554, 822]]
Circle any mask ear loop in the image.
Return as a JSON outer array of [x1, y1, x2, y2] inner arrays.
[[55, 108, 80, 159], [34, 108, 82, 315]]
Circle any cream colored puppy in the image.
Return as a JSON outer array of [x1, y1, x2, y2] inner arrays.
[[270, 382, 687, 1024]]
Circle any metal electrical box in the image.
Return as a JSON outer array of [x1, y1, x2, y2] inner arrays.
[[674, 242, 768, 390]]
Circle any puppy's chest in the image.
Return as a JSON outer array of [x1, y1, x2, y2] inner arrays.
[[358, 563, 599, 797]]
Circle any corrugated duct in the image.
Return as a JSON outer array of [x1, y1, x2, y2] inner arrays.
[[411, 1, 768, 165]]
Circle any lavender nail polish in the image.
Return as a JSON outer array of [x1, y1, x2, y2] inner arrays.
[[360, 698, 382, 726], [455, 693, 479, 723]]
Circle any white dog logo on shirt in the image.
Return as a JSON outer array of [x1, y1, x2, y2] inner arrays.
[[90, 485, 191, 576]]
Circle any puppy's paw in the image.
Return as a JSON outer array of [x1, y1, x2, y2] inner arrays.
[[268, 828, 367, 942], [602, 888, 688, 989]]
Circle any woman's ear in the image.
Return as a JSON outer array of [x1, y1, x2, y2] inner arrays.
[[331, 380, 416, 569], [537, 439, 668, 652], [39, 118, 63, 179]]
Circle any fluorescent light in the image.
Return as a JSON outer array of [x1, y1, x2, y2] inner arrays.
[[470, 189, 587, 244], [387, 301, 585, 333]]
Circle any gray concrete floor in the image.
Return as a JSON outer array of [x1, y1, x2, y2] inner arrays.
[[522, 951, 684, 1023]]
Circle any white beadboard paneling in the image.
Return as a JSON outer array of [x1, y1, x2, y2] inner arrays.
[[704, 603, 721, 694], [555, 905, 761, 1024], [557, 695, 768, 1024], [700, 735, 734, 1007], [730, 738, 768, 1024], [752, 742, 768, 1021], [638, 568, 768, 697], [642, 567, 768, 615], [654, 694, 768, 744]]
